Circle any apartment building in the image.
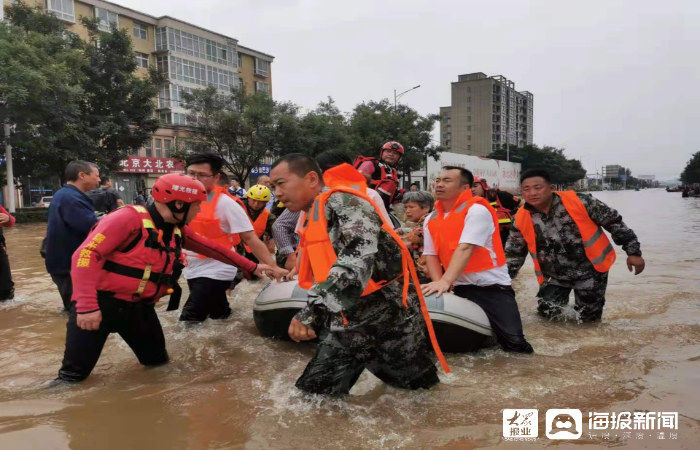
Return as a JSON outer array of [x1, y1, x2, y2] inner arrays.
[[3, 0, 274, 197], [440, 72, 533, 157]]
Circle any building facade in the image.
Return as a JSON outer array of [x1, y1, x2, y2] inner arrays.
[[3, 0, 274, 196], [440, 72, 533, 157]]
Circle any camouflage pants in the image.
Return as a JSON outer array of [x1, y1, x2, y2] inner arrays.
[[536, 271, 608, 322], [295, 313, 439, 396]]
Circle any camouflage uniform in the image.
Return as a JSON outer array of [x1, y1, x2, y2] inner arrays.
[[294, 192, 438, 396], [506, 193, 642, 322]]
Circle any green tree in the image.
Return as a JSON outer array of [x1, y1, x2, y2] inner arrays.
[[0, 3, 161, 183], [347, 100, 442, 182], [297, 97, 349, 157], [183, 86, 304, 184], [680, 151, 700, 184], [0, 2, 86, 184], [488, 144, 586, 185], [77, 17, 162, 176]]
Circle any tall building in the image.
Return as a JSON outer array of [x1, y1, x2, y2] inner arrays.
[[3, 0, 273, 198], [440, 73, 533, 157]]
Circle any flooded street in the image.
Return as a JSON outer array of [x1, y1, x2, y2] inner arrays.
[[0, 188, 697, 448]]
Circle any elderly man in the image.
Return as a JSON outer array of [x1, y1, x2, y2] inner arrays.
[[398, 191, 435, 283]]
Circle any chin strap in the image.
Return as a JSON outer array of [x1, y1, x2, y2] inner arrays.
[[166, 201, 191, 227]]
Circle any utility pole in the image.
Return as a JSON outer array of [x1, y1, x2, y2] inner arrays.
[[4, 122, 15, 213]]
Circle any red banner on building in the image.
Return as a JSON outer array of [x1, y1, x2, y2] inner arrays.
[[117, 156, 184, 174]]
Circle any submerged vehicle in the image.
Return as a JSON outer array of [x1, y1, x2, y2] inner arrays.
[[253, 281, 495, 353]]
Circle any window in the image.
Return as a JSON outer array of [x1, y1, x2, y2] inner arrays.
[[467, 145, 471, 150], [133, 22, 148, 40], [467, 126, 471, 131], [159, 112, 171, 124], [164, 139, 172, 157], [154, 138, 163, 158], [468, 135, 471, 141], [164, 27, 232, 66], [237, 52, 242, 68], [255, 81, 270, 93], [144, 139, 152, 157], [467, 96, 471, 102], [467, 116, 471, 122], [47, 0, 75, 22], [467, 107, 471, 112], [254, 58, 270, 77], [135, 52, 149, 69], [172, 112, 188, 125], [95, 8, 118, 32]]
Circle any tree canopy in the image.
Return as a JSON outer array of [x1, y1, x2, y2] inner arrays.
[[488, 144, 586, 185], [680, 151, 700, 184]]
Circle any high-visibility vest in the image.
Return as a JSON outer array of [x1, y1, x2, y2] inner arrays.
[[514, 191, 616, 284], [188, 186, 242, 258], [296, 163, 449, 372], [244, 207, 270, 253], [427, 189, 507, 273]]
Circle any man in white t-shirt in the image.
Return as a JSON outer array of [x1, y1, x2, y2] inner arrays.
[[180, 154, 287, 322], [421, 167, 533, 353]]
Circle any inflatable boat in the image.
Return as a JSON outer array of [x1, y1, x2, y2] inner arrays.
[[253, 281, 494, 353]]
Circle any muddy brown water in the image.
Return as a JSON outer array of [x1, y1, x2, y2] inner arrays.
[[0, 189, 697, 449]]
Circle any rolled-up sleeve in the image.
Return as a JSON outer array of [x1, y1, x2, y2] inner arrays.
[[272, 209, 300, 256]]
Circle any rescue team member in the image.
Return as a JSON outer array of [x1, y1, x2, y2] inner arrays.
[[270, 154, 448, 396], [354, 141, 404, 209], [507, 169, 645, 322], [421, 167, 533, 353], [57, 173, 273, 382], [471, 177, 520, 244], [45, 161, 100, 310], [0, 202, 15, 301], [255, 174, 276, 210], [241, 184, 276, 257], [181, 153, 287, 323]]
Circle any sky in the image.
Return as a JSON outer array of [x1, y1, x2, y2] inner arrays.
[[115, 0, 699, 180]]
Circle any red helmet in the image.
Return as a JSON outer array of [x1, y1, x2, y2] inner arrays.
[[152, 173, 207, 204], [381, 141, 404, 156], [474, 176, 489, 189]]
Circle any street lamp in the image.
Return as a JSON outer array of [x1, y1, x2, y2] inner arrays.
[[394, 84, 421, 111]]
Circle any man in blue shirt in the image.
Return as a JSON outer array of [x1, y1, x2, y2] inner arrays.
[[45, 161, 100, 310]]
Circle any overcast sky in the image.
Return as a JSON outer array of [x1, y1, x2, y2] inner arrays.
[[116, 0, 699, 180]]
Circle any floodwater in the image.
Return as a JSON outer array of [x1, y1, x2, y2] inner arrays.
[[0, 188, 697, 449]]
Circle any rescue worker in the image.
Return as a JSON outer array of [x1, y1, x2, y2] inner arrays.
[[241, 184, 277, 260], [255, 174, 277, 210], [471, 177, 520, 245], [181, 153, 287, 323], [269, 153, 449, 396], [228, 178, 246, 199], [354, 141, 404, 209], [421, 166, 533, 353], [507, 169, 645, 322], [57, 173, 274, 382]]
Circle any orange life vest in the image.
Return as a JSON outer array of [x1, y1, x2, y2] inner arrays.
[[514, 191, 616, 284], [427, 189, 507, 273], [188, 186, 242, 258], [296, 163, 449, 373], [243, 205, 270, 253]]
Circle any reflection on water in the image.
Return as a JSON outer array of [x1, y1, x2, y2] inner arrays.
[[0, 189, 698, 448]]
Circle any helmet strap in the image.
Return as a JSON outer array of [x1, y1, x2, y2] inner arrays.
[[166, 200, 191, 227]]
